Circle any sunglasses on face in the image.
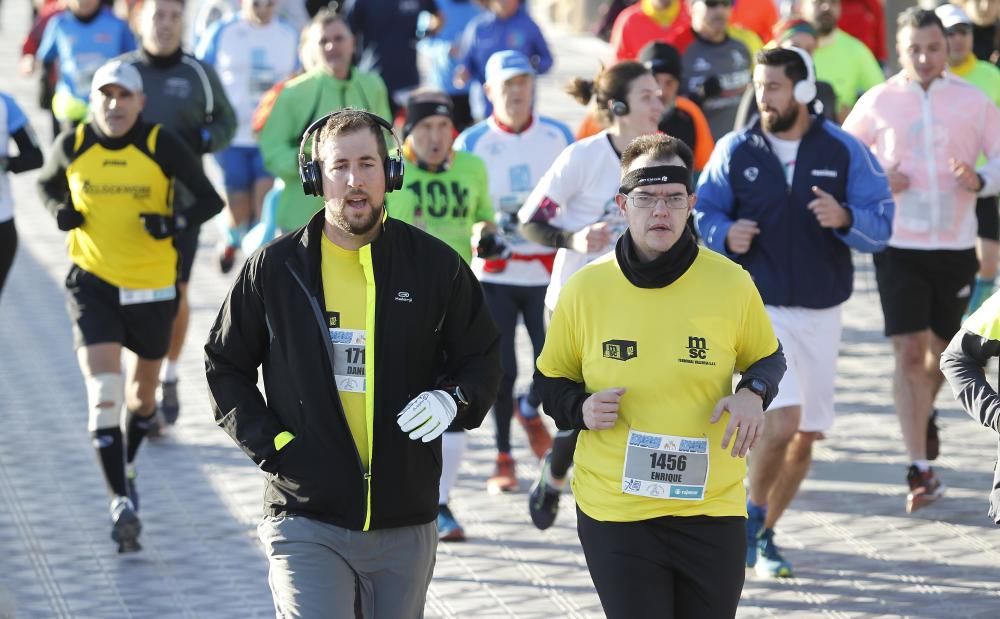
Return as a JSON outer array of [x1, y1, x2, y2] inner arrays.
[[703, 0, 732, 7]]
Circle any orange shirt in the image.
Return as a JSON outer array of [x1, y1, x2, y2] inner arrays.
[[731, 0, 778, 45], [574, 97, 714, 172]]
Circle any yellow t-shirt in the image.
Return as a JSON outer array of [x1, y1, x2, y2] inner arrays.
[[66, 124, 176, 290], [321, 233, 370, 470], [536, 249, 778, 521]]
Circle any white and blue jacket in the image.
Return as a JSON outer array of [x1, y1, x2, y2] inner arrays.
[[695, 116, 894, 309]]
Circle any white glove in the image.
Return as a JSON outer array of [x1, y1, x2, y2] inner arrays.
[[396, 390, 458, 442]]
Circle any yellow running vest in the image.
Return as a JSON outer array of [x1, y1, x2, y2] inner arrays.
[[65, 123, 176, 289]]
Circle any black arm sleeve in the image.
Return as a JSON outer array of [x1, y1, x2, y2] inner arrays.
[[735, 342, 786, 411], [534, 369, 590, 431], [205, 253, 287, 472], [519, 221, 576, 250], [36, 130, 74, 217], [940, 329, 1000, 433], [156, 127, 225, 227], [8, 125, 43, 174], [435, 256, 502, 429]]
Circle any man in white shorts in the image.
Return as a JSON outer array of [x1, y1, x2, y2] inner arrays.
[[695, 47, 893, 578]]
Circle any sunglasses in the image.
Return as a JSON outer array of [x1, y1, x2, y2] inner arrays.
[[703, 0, 732, 7]]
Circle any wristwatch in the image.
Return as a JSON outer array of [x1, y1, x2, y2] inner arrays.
[[445, 385, 470, 411], [738, 377, 768, 401]]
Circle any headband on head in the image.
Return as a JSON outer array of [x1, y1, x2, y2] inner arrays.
[[619, 165, 692, 195], [404, 100, 454, 135]]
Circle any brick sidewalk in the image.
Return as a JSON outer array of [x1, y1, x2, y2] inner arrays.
[[1, 2, 999, 617]]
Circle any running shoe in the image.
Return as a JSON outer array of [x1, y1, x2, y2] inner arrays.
[[745, 501, 766, 568], [437, 504, 466, 542], [528, 452, 562, 530], [219, 244, 237, 274], [110, 496, 142, 553], [927, 410, 940, 461], [487, 452, 518, 494], [755, 528, 793, 578], [126, 464, 139, 513], [906, 465, 945, 513], [515, 396, 553, 460], [158, 380, 180, 426]]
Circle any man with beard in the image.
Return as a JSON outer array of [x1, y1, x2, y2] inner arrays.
[[205, 108, 500, 615], [844, 8, 1000, 515], [801, 0, 883, 121], [695, 47, 893, 577]]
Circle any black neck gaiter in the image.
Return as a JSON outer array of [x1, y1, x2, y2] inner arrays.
[[615, 226, 698, 289]]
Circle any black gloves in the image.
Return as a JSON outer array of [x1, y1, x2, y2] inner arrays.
[[56, 207, 84, 231], [476, 232, 511, 260], [693, 75, 722, 104], [140, 213, 187, 239]]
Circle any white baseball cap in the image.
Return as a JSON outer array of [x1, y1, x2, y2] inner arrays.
[[935, 4, 973, 30], [91, 60, 144, 94]]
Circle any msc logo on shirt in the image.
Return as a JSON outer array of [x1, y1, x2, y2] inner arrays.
[[678, 336, 716, 366], [602, 339, 637, 361]]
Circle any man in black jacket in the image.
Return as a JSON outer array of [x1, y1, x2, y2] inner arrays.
[[205, 109, 500, 618], [119, 0, 236, 430]]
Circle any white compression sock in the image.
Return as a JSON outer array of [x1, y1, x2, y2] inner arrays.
[[160, 360, 179, 383], [438, 431, 467, 504]]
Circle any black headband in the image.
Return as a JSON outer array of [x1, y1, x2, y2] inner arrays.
[[404, 100, 453, 135], [619, 165, 692, 195]]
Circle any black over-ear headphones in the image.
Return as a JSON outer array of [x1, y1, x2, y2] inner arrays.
[[298, 109, 405, 197], [610, 99, 630, 117]]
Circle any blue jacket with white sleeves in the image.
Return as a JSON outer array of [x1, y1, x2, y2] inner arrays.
[[694, 115, 894, 309]]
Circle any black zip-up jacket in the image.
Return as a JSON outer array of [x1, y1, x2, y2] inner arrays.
[[205, 210, 501, 530]]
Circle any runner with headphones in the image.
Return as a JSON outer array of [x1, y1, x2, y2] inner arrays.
[[206, 108, 501, 616], [517, 61, 663, 530], [695, 46, 893, 577]]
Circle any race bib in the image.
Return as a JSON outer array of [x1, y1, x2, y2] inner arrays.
[[622, 429, 710, 501], [119, 286, 176, 306], [329, 328, 366, 393]]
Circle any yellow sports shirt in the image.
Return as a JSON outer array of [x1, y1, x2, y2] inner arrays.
[[536, 249, 778, 521], [321, 233, 371, 470], [65, 124, 176, 289]]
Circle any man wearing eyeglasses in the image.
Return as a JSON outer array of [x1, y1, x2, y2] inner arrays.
[[535, 133, 785, 618], [695, 47, 892, 578]]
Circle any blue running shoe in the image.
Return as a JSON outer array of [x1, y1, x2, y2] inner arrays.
[[755, 528, 793, 578], [745, 501, 766, 568], [437, 504, 466, 542]]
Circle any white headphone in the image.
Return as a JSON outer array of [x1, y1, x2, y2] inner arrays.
[[782, 45, 817, 105]]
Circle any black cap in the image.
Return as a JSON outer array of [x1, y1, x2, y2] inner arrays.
[[638, 41, 682, 80]]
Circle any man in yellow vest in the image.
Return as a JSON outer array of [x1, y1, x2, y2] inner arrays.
[[36, 60, 223, 553]]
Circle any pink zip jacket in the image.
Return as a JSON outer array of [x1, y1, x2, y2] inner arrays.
[[843, 72, 1000, 250]]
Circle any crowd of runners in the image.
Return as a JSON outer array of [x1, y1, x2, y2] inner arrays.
[[5, 0, 1000, 617]]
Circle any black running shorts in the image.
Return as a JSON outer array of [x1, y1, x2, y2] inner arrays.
[[976, 196, 1000, 241], [64, 265, 178, 359], [873, 247, 978, 340], [576, 507, 745, 619]]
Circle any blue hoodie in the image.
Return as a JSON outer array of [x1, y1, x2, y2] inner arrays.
[[695, 116, 894, 309], [457, 5, 553, 116]]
